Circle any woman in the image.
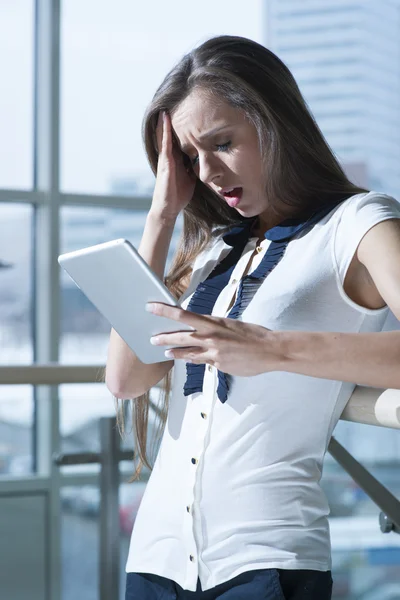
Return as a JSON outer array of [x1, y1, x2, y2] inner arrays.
[[106, 36, 400, 600]]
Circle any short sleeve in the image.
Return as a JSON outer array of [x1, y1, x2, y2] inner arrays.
[[333, 191, 400, 286]]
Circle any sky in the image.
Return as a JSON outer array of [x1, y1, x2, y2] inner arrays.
[[0, 0, 264, 194]]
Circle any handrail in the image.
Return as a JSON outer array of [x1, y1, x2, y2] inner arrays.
[[328, 437, 400, 535], [53, 449, 134, 466], [0, 364, 103, 385], [0, 364, 399, 429]]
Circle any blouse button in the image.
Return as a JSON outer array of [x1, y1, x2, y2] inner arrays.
[[207, 365, 213, 372], [256, 245, 262, 253], [189, 555, 195, 562], [186, 505, 191, 513], [231, 278, 237, 284], [201, 412, 207, 419], [191, 457, 198, 465]]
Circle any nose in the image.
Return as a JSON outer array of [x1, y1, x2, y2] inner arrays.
[[197, 152, 224, 185]]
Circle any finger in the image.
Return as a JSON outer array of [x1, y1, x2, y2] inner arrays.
[[155, 111, 164, 154], [164, 347, 208, 363], [161, 111, 173, 159], [146, 302, 214, 330], [150, 331, 201, 348]]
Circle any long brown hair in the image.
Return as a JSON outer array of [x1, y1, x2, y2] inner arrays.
[[117, 35, 367, 479]]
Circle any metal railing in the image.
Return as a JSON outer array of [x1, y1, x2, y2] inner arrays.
[[53, 418, 133, 600], [328, 437, 400, 534], [1, 364, 400, 599], [1, 363, 399, 429]]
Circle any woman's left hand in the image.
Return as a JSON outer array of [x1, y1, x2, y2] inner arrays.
[[147, 302, 283, 376]]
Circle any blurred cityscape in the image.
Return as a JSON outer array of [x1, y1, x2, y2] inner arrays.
[[267, 0, 400, 202]]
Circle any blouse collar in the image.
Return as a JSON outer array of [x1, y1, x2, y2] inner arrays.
[[222, 201, 343, 246]]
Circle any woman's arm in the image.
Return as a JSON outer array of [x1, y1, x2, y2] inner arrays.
[[277, 218, 400, 388], [106, 111, 196, 399], [277, 330, 400, 389]]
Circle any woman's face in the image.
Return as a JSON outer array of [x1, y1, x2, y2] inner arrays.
[[171, 88, 275, 226]]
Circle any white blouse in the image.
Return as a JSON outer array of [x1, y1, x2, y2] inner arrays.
[[126, 192, 400, 592]]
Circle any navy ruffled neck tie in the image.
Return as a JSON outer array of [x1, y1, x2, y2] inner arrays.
[[183, 201, 343, 402]]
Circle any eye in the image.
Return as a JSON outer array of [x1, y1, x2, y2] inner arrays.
[[186, 140, 232, 167], [216, 141, 232, 152]]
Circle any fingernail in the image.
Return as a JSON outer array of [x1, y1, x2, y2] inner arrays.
[[145, 303, 155, 312], [165, 349, 174, 358], [150, 337, 159, 345]]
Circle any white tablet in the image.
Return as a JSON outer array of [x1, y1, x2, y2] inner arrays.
[[58, 239, 195, 363]]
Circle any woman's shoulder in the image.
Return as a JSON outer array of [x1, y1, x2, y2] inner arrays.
[[338, 190, 400, 216], [333, 190, 400, 241], [324, 190, 400, 233], [332, 190, 400, 282]]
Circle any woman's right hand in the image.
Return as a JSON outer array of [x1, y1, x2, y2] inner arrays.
[[150, 111, 197, 222]]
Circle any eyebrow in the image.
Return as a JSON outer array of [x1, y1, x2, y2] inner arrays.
[[179, 125, 231, 154]]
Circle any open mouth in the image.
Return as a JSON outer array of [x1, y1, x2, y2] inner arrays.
[[220, 186, 243, 208]]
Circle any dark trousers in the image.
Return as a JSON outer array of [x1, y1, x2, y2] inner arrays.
[[125, 568, 333, 599]]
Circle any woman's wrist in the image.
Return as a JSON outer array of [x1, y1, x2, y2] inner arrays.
[[147, 208, 179, 228], [138, 210, 178, 277], [262, 328, 290, 372]]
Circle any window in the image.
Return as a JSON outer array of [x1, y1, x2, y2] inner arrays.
[[0, 204, 33, 364], [0, 204, 33, 477], [60, 0, 264, 194], [0, 385, 33, 476], [0, 1, 34, 189], [324, 421, 400, 597], [61, 481, 146, 600]]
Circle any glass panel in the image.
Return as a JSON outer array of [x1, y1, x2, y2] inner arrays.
[[0, 0, 34, 189], [61, 481, 146, 600], [0, 494, 46, 597], [0, 385, 33, 476], [59, 383, 160, 462], [59, 384, 116, 453], [332, 548, 400, 599], [325, 420, 400, 598], [0, 204, 33, 476], [61, 483, 100, 600], [0, 204, 33, 364], [60, 0, 264, 194]]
